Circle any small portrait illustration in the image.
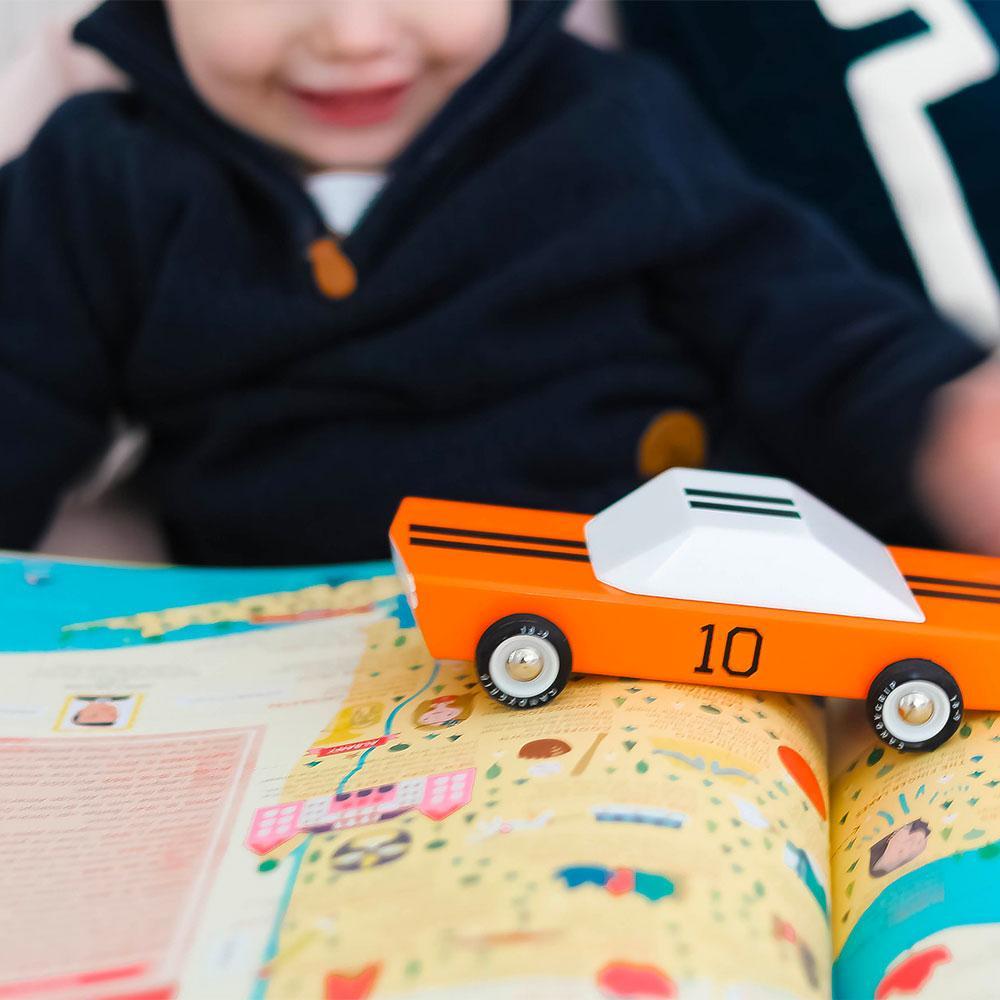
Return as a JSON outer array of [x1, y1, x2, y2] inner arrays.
[[413, 693, 475, 729], [869, 819, 931, 878], [55, 694, 141, 732], [323, 701, 384, 742]]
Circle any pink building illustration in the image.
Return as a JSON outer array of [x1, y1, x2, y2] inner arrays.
[[247, 767, 476, 854]]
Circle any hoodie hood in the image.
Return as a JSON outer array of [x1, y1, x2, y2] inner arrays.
[[73, 1, 570, 254]]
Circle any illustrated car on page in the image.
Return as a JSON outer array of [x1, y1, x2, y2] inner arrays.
[[389, 468, 1000, 752]]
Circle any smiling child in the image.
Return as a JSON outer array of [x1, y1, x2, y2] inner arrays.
[[0, 0, 998, 564]]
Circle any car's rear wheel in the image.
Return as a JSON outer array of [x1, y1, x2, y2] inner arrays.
[[475, 613, 571, 709], [866, 659, 963, 752]]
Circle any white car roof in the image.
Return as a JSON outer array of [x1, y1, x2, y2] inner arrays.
[[584, 468, 924, 623]]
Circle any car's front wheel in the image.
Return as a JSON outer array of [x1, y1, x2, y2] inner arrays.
[[475, 613, 571, 709], [866, 659, 963, 752]]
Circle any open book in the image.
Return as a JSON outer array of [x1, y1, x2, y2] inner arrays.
[[1, 553, 997, 1000]]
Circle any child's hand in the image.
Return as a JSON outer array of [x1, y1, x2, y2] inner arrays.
[[916, 360, 1000, 554]]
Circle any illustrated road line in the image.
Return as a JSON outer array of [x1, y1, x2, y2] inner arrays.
[[336, 661, 441, 795]]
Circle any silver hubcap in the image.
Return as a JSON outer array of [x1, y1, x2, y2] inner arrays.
[[488, 634, 561, 700], [506, 647, 543, 682], [897, 691, 934, 726], [881, 680, 951, 743]]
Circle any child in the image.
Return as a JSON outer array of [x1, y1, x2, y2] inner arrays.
[[1, 0, 997, 565]]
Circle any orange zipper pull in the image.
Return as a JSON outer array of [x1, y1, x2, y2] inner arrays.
[[307, 235, 357, 299]]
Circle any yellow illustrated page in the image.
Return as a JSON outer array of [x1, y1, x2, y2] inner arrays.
[[251, 589, 832, 1000], [829, 702, 1000, 999], [1, 570, 832, 1000]]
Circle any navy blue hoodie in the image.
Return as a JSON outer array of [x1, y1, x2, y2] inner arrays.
[[0, 0, 986, 564]]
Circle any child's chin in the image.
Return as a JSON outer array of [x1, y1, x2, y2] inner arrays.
[[287, 128, 412, 174]]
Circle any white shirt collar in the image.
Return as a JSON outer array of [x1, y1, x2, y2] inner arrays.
[[305, 171, 387, 236]]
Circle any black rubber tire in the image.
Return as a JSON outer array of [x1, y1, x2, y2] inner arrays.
[[866, 658, 963, 752], [475, 613, 572, 709]]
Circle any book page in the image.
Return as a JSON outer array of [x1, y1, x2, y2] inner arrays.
[[255, 652, 832, 999], [0, 730, 258, 998], [829, 702, 1000, 998], [0, 557, 831, 999], [0, 562, 400, 1000]]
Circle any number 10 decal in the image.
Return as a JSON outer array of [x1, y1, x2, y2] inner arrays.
[[694, 625, 762, 678]]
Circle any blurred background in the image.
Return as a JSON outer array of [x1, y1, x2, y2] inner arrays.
[[0, 0, 83, 69]]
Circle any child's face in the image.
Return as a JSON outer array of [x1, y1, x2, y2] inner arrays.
[[73, 700, 118, 725], [873, 823, 929, 875], [419, 703, 460, 725], [165, 0, 510, 171]]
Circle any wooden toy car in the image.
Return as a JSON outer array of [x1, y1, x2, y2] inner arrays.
[[389, 468, 1000, 752]]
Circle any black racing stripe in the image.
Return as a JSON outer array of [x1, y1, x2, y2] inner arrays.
[[688, 501, 801, 519], [409, 523, 587, 550], [911, 588, 1000, 606], [409, 536, 591, 562], [684, 488, 795, 506], [906, 575, 1000, 593]]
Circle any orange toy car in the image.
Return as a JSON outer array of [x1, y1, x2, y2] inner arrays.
[[389, 468, 1000, 752]]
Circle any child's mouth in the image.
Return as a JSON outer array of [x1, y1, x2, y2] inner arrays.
[[289, 82, 411, 127]]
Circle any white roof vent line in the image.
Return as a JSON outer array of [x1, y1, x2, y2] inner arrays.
[[584, 468, 924, 624]]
